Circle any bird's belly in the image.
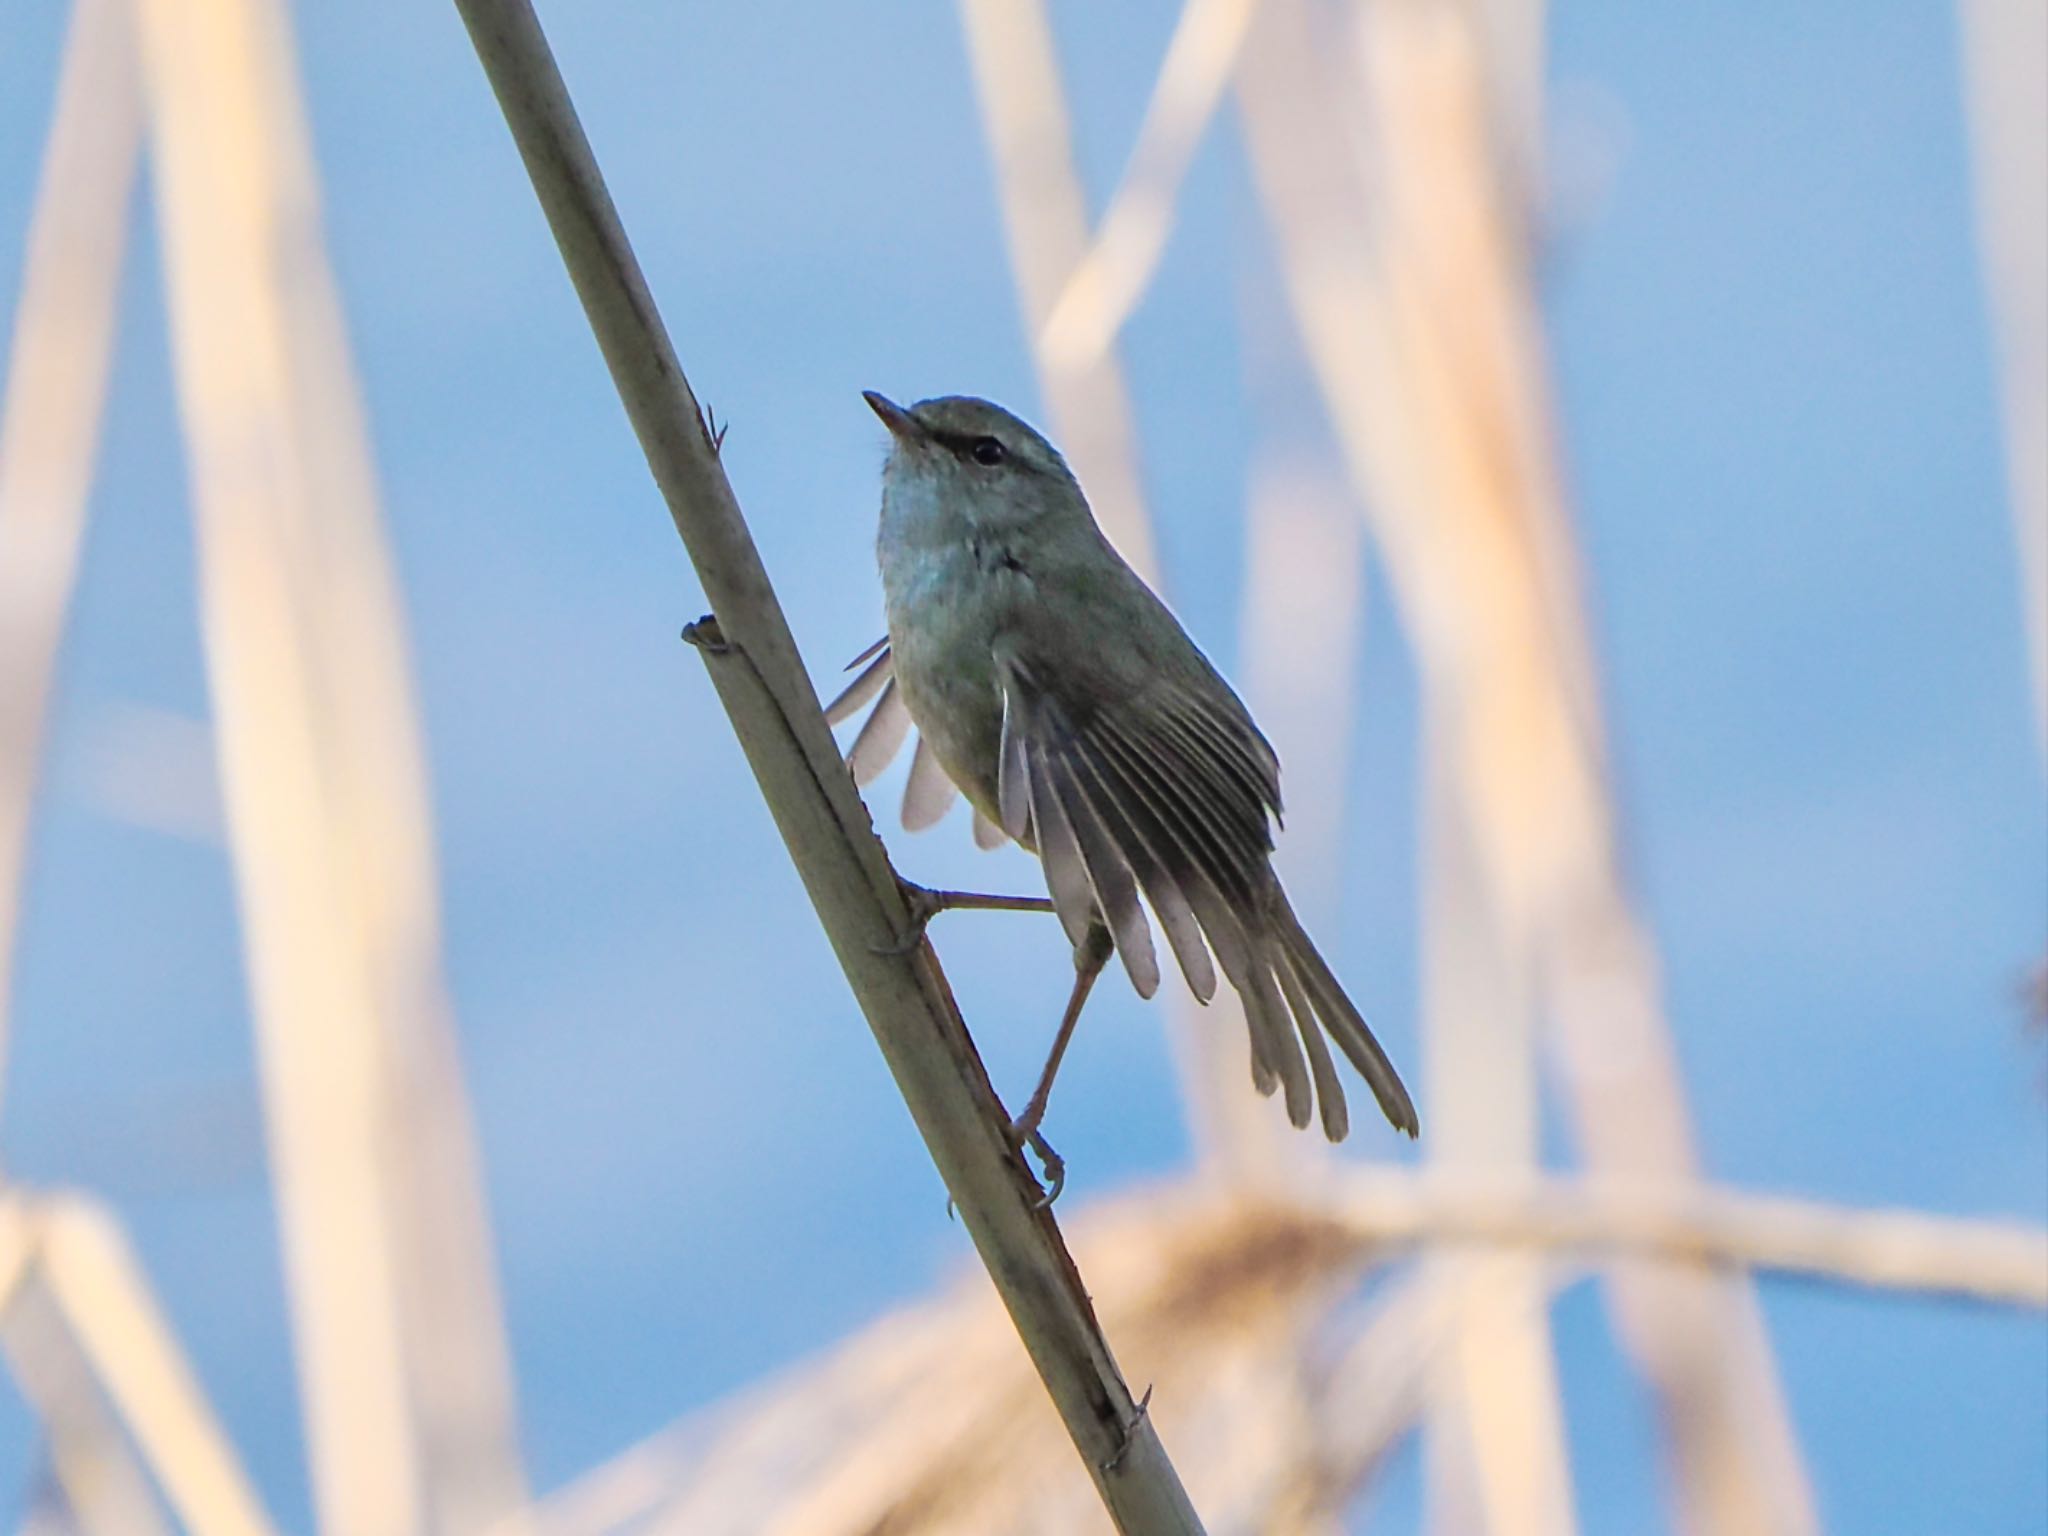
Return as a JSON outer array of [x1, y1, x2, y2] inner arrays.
[[884, 577, 1006, 819]]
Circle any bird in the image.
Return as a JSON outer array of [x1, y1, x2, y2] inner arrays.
[[826, 391, 1417, 1168]]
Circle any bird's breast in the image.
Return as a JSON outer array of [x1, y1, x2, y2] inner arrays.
[[878, 539, 1020, 818]]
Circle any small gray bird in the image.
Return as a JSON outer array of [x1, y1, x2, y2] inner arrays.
[[828, 392, 1417, 1157]]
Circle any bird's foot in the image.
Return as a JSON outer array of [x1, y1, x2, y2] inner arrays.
[[1006, 1089, 1064, 1205], [939, 1122, 1061, 1216], [871, 879, 1057, 956], [1015, 1123, 1065, 1207]]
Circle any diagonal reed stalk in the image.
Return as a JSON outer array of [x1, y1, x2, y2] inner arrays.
[[1399, 6, 1577, 1525], [228, 2, 533, 1526], [0, 0, 141, 1128], [1419, 739, 1575, 1536], [37, 1197, 277, 1536], [1233, 3, 1580, 1527], [3, 1263, 174, 1536], [447, 2, 1205, 1529], [138, 0, 428, 1519], [5, 0, 532, 1525], [1035, 0, 1265, 372], [139, 0, 531, 1526], [1954, 0, 2047, 761], [2, 1190, 277, 1536], [953, 0, 1161, 584]]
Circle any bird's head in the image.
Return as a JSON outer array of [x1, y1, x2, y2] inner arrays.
[[863, 392, 1089, 538]]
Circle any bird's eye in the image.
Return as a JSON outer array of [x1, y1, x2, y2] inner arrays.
[[970, 436, 1007, 466]]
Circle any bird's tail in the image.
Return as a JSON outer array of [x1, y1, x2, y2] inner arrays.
[[1242, 887, 1419, 1143]]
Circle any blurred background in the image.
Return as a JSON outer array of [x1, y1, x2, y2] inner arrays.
[[0, 0, 2043, 1532]]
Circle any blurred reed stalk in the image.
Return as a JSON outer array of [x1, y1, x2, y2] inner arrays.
[[1035, 0, 1263, 375], [958, 0, 1580, 1501], [951, 0, 1160, 583], [1949, 0, 2048, 757], [448, 2, 1204, 1530], [534, 1192, 1393, 1536], [1955, 0, 2048, 760], [0, 6, 276, 1529], [0, 0, 141, 1126], [1365, 4, 1575, 1528], [3, 1239, 173, 1536], [136, 0, 530, 1528], [227, 2, 533, 1527], [1236, 0, 1818, 1529], [1419, 746, 1572, 1536], [1237, 455, 1363, 930], [1, 1191, 276, 1536], [532, 1169, 2044, 1534]]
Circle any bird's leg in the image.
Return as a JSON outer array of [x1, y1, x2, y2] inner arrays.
[[1009, 926, 1113, 1160], [874, 878, 1058, 956]]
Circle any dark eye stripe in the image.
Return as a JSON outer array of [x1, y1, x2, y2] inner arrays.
[[931, 429, 1030, 471]]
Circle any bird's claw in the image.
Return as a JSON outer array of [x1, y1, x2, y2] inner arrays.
[[939, 1123, 1060, 1218], [1013, 1121, 1065, 1206]]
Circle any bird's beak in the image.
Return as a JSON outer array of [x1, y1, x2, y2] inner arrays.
[[863, 390, 926, 443]]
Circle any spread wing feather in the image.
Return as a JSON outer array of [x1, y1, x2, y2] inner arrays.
[[827, 643, 970, 847], [1091, 713, 1267, 899], [999, 650, 1387, 1136], [845, 634, 892, 669], [845, 678, 912, 787], [1022, 737, 1097, 951], [1162, 691, 1283, 822], [1044, 747, 1160, 996], [830, 638, 915, 793], [901, 736, 960, 830], [997, 687, 1032, 841], [825, 641, 893, 726], [830, 638, 1006, 852], [1062, 749, 1216, 1002]]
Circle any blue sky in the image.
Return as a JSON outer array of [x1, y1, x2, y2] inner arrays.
[[1, 1, 2042, 1531]]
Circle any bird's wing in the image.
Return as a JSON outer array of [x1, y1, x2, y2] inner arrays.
[[844, 677, 911, 787], [901, 736, 960, 830], [844, 633, 892, 670], [995, 647, 1284, 1007], [830, 627, 1412, 1139], [826, 637, 913, 789], [825, 639, 980, 839], [998, 632, 1418, 1134], [824, 639, 893, 726]]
